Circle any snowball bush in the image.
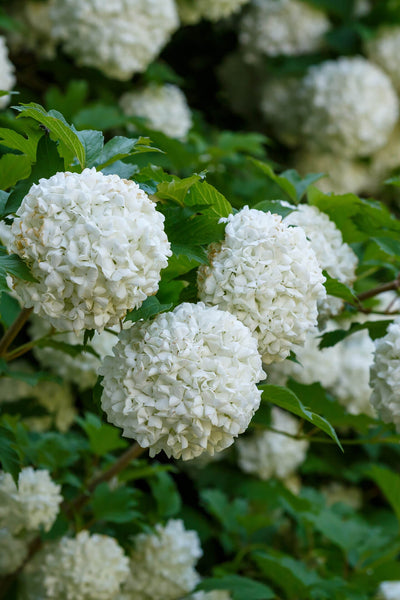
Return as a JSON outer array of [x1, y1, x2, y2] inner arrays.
[[120, 84, 192, 140], [284, 204, 358, 317], [50, 0, 179, 80], [9, 169, 171, 332], [239, 0, 329, 61], [370, 320, 400, 431], [197, 207, 326, 363], [0, 528, 28, 576], [43, 531, 129, 600], [237, 407, 309, 480], [299, 57, 398, 157], [119, 519, 202, 600], [365, 26, 400, 92], [177, 0, 250, 24], [0, 35, 15, 108], [100, 302, 264, 460]]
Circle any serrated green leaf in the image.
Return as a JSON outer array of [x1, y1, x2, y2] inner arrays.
[[76, 129, 104, 167], [91, 482, 138, 523], [76, 412, 128, 455], [157, 174, 201, 206], [93, 136, 160, 169], [323, 271, 357, 303], [250, 159, 297, 202], [252, 199, 295, 217], [125, 296, 173, 323], [186, 180, 232, 219], [0, 154, 32, 190], [318, 320, 393, 349], [0, 251, 37, 292], [0, 127, 37, 160]]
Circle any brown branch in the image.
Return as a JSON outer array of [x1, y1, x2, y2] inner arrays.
[[357, 275, 400, 302], [0, 307, 33, 357], [0, 442, 146, 598]]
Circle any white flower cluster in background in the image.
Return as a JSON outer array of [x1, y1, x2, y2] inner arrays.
[[42, 531, 129, 600], [7, 1, 56, 59], [100, 302, 264, 460], [177, 0, 250, 24], [370, 320, 400, 431], [0, 35, 15, 109], [293, 150, 370, 195], [365, 26, 400, 92], [50, 0, 179, 80], [284, 204, 358, 317], [198, 207, 326, 364], [239, 0, 329, 61], [29, 316, 118, 390], [119, 519, 202, 600], [377, 582, 400, 600], [321, 482, 362, 510], [9, 169, 171, 332], [299, 57, 398, 158], [260, 77, 303, 147], [237, 407, 309, 481], [120, 84, 192, 140], [0, 528, 28, 576]]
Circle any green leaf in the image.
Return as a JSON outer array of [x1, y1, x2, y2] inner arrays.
[[13, 103, 85, 168], [0, 154, 32, 190], [318, 320, 393, 349], [0, 292, 20, 327], [93, 136, 160, 169], [369, 465, 400, 527], [171, 243, 208, 264], [91, 483, 138, 523], [149, 470, 182, 518], [250, 159, 297, 203], [157, 174, 201, 206], [252, 199, 295, 217], [372, 237, 400, 258], [0, 251, 37, 292], [0, 127, 37, 160], [259, 384, 343, 450], [253, 551, 319, 598], [197, 575, 274, 600], [323, 271, 357, 304], [76, 412, 128, 455], [76, 129, 104, 168], [186, 180, 232, 219], [0, 426, 20, 482], [125, 296, 173, 323]]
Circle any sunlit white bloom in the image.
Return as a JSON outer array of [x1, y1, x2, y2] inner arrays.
[[9, 169, 171, 332], [0, 467, 61, 534], [284, 204, 358, 317], [240, 0, 329, 61], [299, 57, 398, 157], [0, 36, 15, 108], [119, 519, 202, 600], [260, 77, 303, 147], [370, 320, 400, 431], [50, 0, 179, 80], [365, 26, 400, 92], [321, 482, 362, 510], [120, 84, 192, 140], [100, 302, 264, 460], [0, 528, 28, 575], [237, 407, 309, 480], [198, 207, 326, 364], [177, 0, 249, 24], [43, 530, 129, 600]]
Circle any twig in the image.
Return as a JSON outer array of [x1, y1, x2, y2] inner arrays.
[[357, 275, 400, 302], [0, 307, 33, 357]]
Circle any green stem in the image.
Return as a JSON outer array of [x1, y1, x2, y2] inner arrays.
[[0, 307, 33, 357]]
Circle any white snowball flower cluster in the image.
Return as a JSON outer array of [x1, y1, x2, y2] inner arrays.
[[29, 316, 118, 390], [0, 35, 15, 108], [237, 407, 309, 480], [9, 169, 171, 332], [42, 531, 129, 600], [8, 1, 56, 59], [50, 0, 179, 80], [260, 77, 303, 147], [177, 0, 249, 24], [0, 467, 62, 533], [120, 84, 192, 141], [0, 528, 28, 575], [100, 302, 264, 460], [119, 519, 202, 600], [239, 0, 329, 61], [370, 320, 400, 431], [294, 150, 370, 195], [284, 204, 358, 317], [299, 57, 398, 157], [377, 582, 400, 600], [198, 207, 326, 364], [321, 482, 362, 510], [365, 26, 400, 92]]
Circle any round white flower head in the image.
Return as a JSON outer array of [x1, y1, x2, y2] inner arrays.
[[7, 0, 56, 59], [0, 36, 16, 109], [100, 302, 264, 460], [9, 168, 171, 332], [43, 530, 129, 600], [186, 592, 232, 600], [365, 26, 400, 92], [321, 482, 362, 510], [50, 0, 179, 80], [29, 316, 118, 390], [197, 207, 326, 364], [377, 582, 400, 600], [299, 57, 398, 158], [0, 467, 61, 533], [284, 204, 358, 317], [120, 84, 192, 141], [260, 77, 303, 147], [119, 519, 202, 600], [0, 528, 28, 575], [237, 407, 309, 480], [370, 320, 400, 431], [239, 0, 329, 61], [294, 150, 370, 195], [177, 0, 250, 24]]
